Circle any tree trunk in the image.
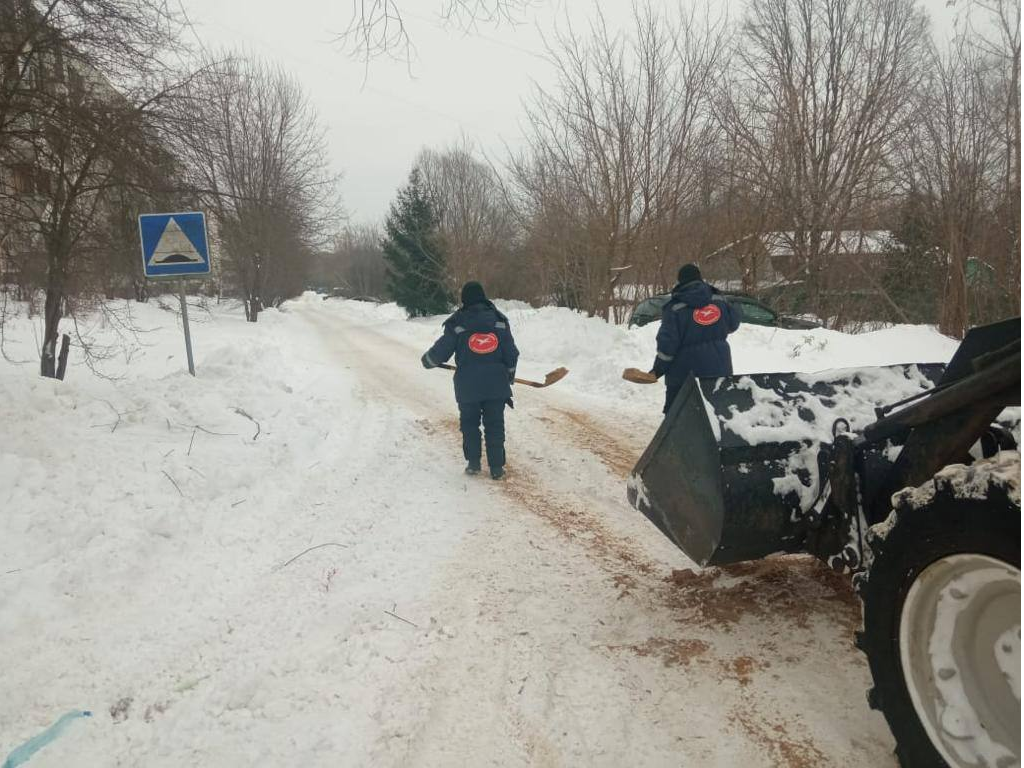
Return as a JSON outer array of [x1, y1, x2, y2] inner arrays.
[[56, 333, 71, 380], [245, 293, 262, 322], [940, 240, 968, 339], [40, 282, 63, 378], [1011, 57, 1021, 314]]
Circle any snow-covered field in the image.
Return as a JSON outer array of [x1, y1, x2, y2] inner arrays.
[[1, 294, 962, 766]]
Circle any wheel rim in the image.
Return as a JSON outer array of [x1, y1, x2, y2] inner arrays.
[[899, 553, 1021, 768]]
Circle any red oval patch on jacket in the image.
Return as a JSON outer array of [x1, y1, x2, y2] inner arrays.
[[692, 304, 722, 326], [468, 332, 499, 354]]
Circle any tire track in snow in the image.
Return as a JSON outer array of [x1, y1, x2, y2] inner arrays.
[[543, 406, 640, 478], [299, 307, 660, 580], [300, 308, 684, 764]]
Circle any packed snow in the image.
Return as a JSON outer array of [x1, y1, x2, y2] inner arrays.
[[0, 293, 977, 766], [698, 364, 945, 514], [891, 450, 1022, 510]]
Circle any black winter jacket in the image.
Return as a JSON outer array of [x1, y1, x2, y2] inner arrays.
[[422, 302, 520, 404], [652, 281, 741, 386]]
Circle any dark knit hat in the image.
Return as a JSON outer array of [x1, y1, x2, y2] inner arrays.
[[460, 281, 487, 306], [677, 263, 702, 286]]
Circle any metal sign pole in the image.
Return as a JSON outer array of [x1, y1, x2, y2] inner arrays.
[[179, 281, 196, 376]]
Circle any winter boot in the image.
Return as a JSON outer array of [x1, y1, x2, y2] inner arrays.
[[490, 467, 505, 481], [465, 462, 481, 476]]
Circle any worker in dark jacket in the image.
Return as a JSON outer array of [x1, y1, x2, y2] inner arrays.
[[422, 281, 519, 479], [651, 263, 741, 413]]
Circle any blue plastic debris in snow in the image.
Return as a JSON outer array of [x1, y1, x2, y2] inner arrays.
[[2, 710, 92, 768]]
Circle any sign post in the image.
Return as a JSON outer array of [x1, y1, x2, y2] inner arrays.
[[178, 281, 196, 376], [138, 211, 212, 376]]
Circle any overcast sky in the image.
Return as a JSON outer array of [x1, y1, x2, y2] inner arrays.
[[178, 0, 963, 228]]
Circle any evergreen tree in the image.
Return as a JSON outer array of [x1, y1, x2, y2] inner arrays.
[[381, 169, 453, 316], [883, 192, 944, 324]]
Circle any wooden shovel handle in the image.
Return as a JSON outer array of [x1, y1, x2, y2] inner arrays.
[[437, 363, 569, 389]]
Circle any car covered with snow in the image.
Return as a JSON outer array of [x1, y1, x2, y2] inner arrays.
[[627, 291, 820, 330]]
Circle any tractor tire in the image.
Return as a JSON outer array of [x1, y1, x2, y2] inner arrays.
[[859, 456, 1021, 768]]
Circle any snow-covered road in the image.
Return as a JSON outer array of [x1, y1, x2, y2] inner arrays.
[[0, 296, 923, 766]]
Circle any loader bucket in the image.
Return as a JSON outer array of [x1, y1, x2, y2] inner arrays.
[[627, 363, 945, 566]]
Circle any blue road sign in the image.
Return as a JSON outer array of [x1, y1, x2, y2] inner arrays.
[[138, 212, 212, 279]]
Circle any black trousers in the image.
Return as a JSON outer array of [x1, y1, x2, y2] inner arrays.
[[664, 384, 682, 414], [459, 399, 506, 469]]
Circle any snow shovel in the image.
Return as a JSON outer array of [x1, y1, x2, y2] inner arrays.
[[437, 363, 569, 389], [623, 367, 658, 384]]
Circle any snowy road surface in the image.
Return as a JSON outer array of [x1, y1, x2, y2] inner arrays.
[[0, 296, 952, 766]]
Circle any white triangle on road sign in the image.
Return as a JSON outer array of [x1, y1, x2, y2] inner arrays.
[[147, 217, 206, 266]]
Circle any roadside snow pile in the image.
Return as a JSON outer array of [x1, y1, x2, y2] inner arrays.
[[0, 298, 314, 620], [735, 322, 957, 373], [0, 298, 382, 764], [318, 296, 960, 406]]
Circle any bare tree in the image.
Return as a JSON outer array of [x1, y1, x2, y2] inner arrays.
[[170, 55, 341, 321], [0, 0, 186, 377], [897, 34, 1004, 338], [336, 0, 535, 69], [1, 0, 179, 154], [316, 223, 388, 298], [507, 5, 726, 317], [0, 88, 182, 376], [966, 0, 1021, 314], [417, 141, 516, 293], [721, 0, 928, 324]]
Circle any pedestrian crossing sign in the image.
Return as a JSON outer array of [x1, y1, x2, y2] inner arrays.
[[139, 212, 212, 279]]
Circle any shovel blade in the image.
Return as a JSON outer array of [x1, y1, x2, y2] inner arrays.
[[623, 367, 658, 384], [518, 367, 569, 387], [543, 367, 569, 387]]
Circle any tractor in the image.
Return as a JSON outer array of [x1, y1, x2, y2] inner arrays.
[[627, 318, 1020, 767]]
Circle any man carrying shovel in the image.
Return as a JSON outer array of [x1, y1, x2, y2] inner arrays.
[[421, 281, 519, 480], [627, 264, 741, 413]]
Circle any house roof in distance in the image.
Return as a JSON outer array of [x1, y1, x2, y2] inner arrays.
[[763, 230, 894, 257], [707, 230, 894, 259]]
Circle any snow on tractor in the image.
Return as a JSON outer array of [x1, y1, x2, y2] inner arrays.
[[628, 318, 1021, 767]]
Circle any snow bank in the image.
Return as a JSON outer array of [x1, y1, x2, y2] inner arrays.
[[0, 299, 398, 764], [316, 297, 960, 408]]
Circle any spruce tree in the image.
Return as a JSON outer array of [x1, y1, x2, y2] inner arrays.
[[884, 193, 944, 324], [381, 169, 453, 317]]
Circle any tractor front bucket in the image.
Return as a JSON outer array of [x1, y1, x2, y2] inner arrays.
[[627, 363, 945, 567]]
